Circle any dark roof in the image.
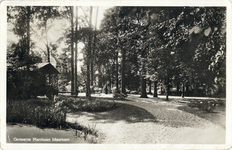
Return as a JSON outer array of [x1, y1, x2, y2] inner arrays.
[[36, 63, 60, 74], [17, 63, 59, 74]]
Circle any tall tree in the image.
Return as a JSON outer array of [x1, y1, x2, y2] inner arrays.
[[86, 6, 93, 99], [34, 6, 60, 62], [91, 7, 99, 87], [70, 6, 75, 94], [7, 6, 34, 64], [74, 6, 79, 96]]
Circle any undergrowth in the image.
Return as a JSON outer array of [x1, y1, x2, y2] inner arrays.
[[7, 96, 118, 143]]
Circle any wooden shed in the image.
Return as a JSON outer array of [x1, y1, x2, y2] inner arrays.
[[32, 63, 60, 100]]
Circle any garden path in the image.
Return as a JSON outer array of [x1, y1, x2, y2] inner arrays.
[[66, 94, 226, 144]]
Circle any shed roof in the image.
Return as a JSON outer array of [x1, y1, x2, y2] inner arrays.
[[35, 63, 60, 74], [17, 63, 59, 74]]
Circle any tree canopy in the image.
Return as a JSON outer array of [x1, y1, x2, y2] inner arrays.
[[7, 6, 226, 100]]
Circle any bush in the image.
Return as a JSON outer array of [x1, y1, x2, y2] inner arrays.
[[7, 70, 42, 99], [36, 106, 67, 128], [188, 99, 218, 112], [7, 99, 67, 128], [56, 96, 118, 112], [113, 92, 128, 100], [7, 96, 119, 129]]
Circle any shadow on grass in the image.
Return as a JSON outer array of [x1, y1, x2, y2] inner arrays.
[[178, 105, 226, 129], [68, 103, 158, 124]]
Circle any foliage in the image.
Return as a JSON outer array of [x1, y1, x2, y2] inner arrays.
[[69, 122, 100, 143], [7, 99, 67, 128], [55, 96, 118, 112], [187, 99, 218, 112], [7, 97, 106, 143], [8, 6, 226, 101], [113, 92, 128, 100], [98, 6, 226, 99], [153, 7, 226, 98], [7, 70, 40, 99]]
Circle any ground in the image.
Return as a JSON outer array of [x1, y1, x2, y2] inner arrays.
[[66, 94, 226, 144], [6, 94, 225, 144]]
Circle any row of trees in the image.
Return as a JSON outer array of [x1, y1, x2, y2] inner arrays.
[[93, 7, 226, 100], [7, 6, 100, 99], [7, 6, 226, 100]]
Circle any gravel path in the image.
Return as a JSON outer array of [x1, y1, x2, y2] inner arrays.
[[66, 95, 225, 144]]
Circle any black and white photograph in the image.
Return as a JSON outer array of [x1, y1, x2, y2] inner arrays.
[[1, 0, 232, 149]]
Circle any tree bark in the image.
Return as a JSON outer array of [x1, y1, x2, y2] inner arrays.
[[90, 57, 94, 86], [46, 45, 50, 63], [26, 6, 31, 55], [148, 80, 152, 94], [140, 75, 148, 98], [153, 81, 157, 97], [165, 86, 169, 100], [74, 6, 78, 96], [115, 51, 119, 92], [98, 65, 102, 88], [71, 6, 74, 94], [194, 82, 199, 96], [90, 7, 99, 87], [86, 6, 92, 99], [140, 56, 148, 98], [182, 82, 185, 98], [186, 81, 189, 96], [176, 82, 180, 96], [121, 47, 126, 94], [165, 69, 169, 100]]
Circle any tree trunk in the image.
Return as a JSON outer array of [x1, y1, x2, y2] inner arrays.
[[108, 65, 112, 93], [177, 82, 180, 96], [71, 6, 74, 94], [148, 80, 152, 94], [121, 48, 126, 94], [140, 56, 148, 98], [115, 51, 119, 92], [165, 86, 169, 100], [86, 6, 92, 100], [182, 82, 185, 98], [194, 82, 199, 96], [98, 65, 102, 88], [26, 6, 31, 55], [186, 82, 189, 96], [90, 62, 94, 86], [165, 69, 169, 100], [46, 45, 50, 63], [74, 6, 78, 96], [153, 81, 157, 97], [140, 75, 148, 98], [90, 7, 99, 87]]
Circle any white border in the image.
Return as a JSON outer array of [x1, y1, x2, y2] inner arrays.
[[1, 0, 232, 150]]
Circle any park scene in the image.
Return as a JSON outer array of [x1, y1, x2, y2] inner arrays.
[[6, 6, 226, 144]]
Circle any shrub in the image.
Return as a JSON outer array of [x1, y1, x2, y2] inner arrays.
[[36, 106, 67, 128], [7, 70, 43, 100], [7, 99, 67, 128], [113, 93, 128, 100], [188, 99, 218, 112], [57, 97, 118, 112]]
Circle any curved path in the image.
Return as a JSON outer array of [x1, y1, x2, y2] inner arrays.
[[66, 95, 225, 144]]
